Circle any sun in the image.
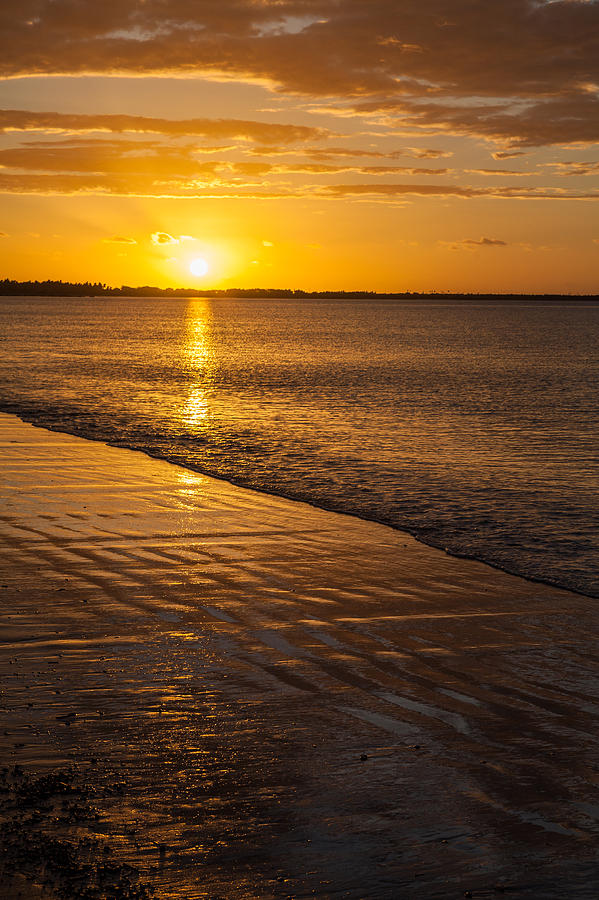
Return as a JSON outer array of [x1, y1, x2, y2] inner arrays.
[[190, 257, 209, 277]]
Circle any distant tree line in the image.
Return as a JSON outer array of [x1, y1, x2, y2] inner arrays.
[[0, 278, 597, 301], [0, 279, 110, 296]]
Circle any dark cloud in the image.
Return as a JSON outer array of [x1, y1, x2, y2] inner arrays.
[[361, 93, 599, 148], [493, 150, 527, 160], [1, 2, 598, 145], [460, 237, 508, 247], [464, 168, 538, 177]]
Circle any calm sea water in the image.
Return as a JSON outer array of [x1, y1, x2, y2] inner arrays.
[[1, 296, 598, 596]]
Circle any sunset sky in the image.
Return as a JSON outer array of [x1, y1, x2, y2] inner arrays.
[[1, 0, 598, 292]]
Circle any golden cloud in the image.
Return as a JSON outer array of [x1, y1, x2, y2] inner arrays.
[[151, 232, 179, 244], [103, 235, 137, 244]]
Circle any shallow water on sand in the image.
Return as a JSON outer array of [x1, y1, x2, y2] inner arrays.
[[1, 295, 598, 596]]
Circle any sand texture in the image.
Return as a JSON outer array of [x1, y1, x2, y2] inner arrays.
[[1, 413, 599, 899]]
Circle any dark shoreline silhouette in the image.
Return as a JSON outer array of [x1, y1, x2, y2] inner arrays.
[[1, 278, 598, 301]]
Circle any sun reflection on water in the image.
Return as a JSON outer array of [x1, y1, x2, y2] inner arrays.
[[181, 299, 214, 431]]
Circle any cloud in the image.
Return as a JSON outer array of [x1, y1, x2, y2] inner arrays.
[[151, 232, 179, 245], [1, 2, 598, 146], [0, 136, 597, 202], [322, 183, 599, 201], [0, 170, 295, 198], [103, 235, 137, 244], [0, 140, 225, 178], [0, 170, 596, 201], [493, 150, 527, 160], [464, 168, 538, 177], [0, 231, 8, 237], [543, 159, 599, 176], [298, 145, 453, 161], [356, 94, 599, 148], [323, 183, 481, 198], [234, 160, 452, 176], [460, 237, 508, 247], [0, 138, 454, 181], [0, 110, 456, 164], [440, 237, 509, 251], [0, 109, 329, 143]]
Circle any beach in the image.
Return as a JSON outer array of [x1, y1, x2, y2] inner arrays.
[[1, 411, 599, 899]]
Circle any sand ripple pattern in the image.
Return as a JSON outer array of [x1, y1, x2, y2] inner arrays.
[[2, 414, 599, 897]]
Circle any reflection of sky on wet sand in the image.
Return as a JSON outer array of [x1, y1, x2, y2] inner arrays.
[[181, 299, 214, 432], [175, 465, 205, 502]]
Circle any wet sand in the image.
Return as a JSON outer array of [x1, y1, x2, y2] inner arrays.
[[1, 412, 599, 899]]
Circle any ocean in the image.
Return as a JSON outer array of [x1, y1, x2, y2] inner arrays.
[[1, 295, 597, 597]]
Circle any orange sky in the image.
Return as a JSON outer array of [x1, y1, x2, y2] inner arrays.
[[0, 1, 598, 292]]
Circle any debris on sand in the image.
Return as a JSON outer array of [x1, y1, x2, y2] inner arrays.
[[0, 766, 153, 899]]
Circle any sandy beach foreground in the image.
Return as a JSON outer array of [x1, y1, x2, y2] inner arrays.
[[1, 414, 599, 899]]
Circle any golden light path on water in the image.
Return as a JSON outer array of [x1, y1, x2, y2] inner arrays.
[[181, 299, 214, 432]]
